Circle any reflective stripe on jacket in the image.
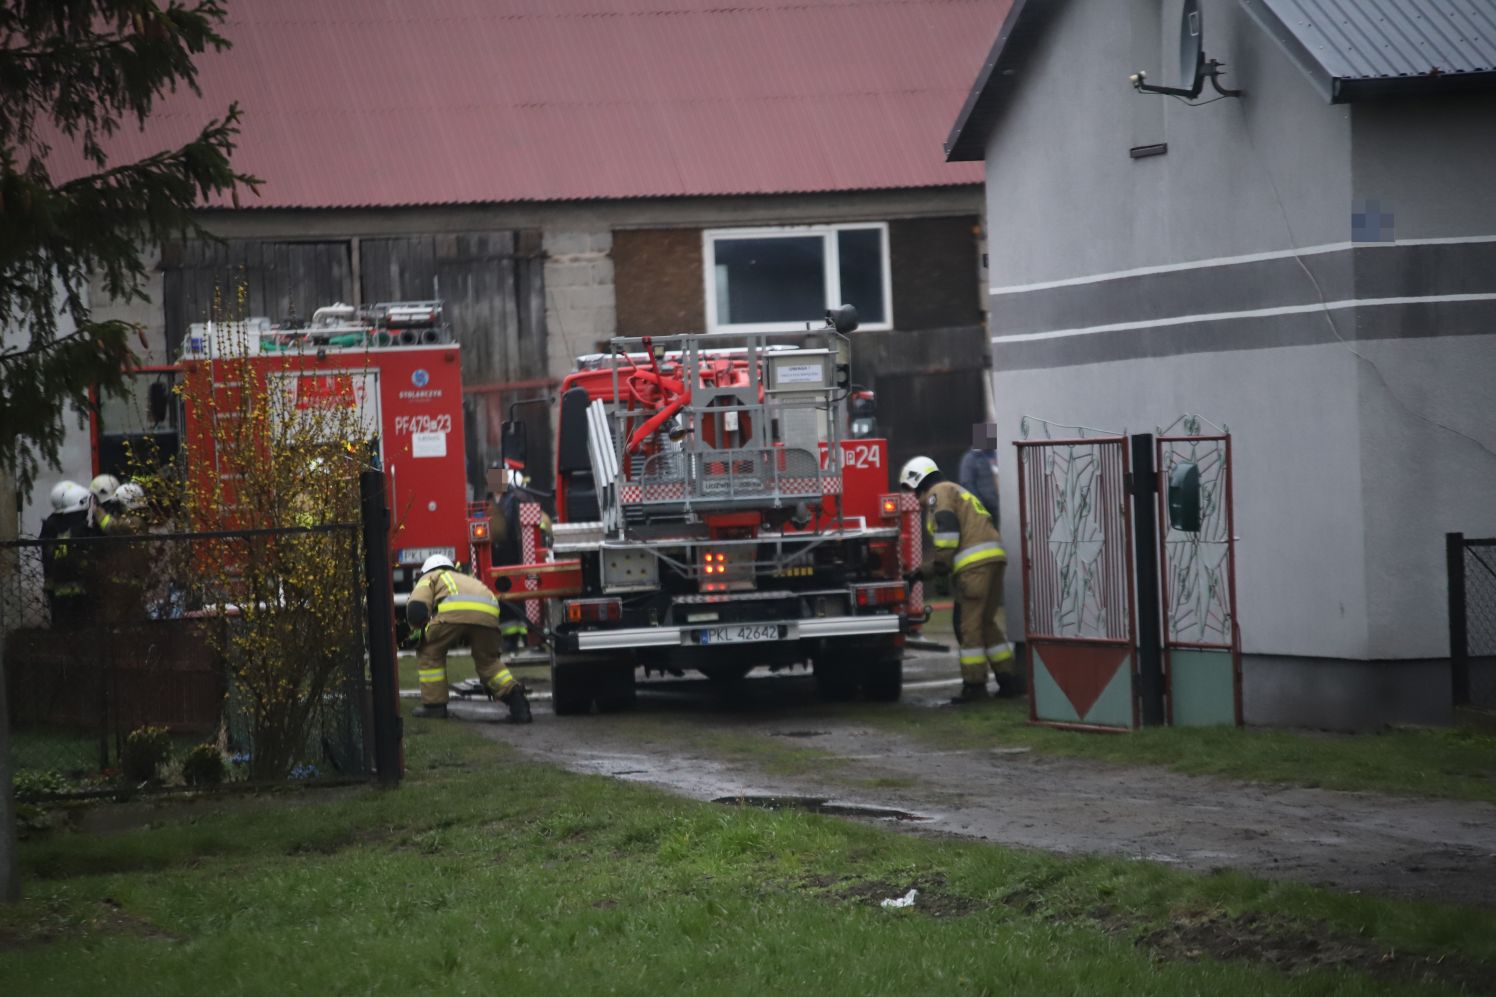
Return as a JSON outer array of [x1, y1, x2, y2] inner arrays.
[[925, 480, 1006, 575], [410, 568, 503, 629]]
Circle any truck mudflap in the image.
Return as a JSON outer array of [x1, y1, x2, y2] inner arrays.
[[569, 612, 901, 652]]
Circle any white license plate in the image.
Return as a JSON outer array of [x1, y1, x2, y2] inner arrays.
[[696, 624, 780, 645], [397, 546, 457, 566]]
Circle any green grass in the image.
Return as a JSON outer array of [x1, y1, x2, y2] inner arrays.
[[844, 699, 1496, 804], [2, 712, 1493, 995]]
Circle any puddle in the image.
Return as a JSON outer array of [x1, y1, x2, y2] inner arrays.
[[714, 795, 932, 822]]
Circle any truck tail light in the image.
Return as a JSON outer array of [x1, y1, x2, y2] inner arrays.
[[564, 597, 622, 624], [854, 581, 906, 609], [879, 493, 900, 520], [469, 519, 490, 541]]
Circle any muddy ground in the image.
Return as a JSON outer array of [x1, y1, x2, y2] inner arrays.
[[435, 636, 1496, 909]]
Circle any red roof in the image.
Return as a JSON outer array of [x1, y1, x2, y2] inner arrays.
[[52, 0, 1008, 208]]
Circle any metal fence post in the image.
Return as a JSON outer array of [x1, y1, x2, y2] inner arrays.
[[1448, 532, 1470, 707], [360, 469, 402, 785], [1130, 433, 1166, 726]]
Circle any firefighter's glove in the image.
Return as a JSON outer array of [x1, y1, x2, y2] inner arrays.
[[902, 569, 922, 586]]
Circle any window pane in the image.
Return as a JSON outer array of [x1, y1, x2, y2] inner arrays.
[[837, 228, 885, 324], [713, 236, 825, 325]]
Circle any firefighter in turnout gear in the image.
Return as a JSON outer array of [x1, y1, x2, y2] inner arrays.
[[899, 456, 1016, 703], [406, 554, 532, 722], [486, 466, 543, 651], [40, 481, 92, 628]]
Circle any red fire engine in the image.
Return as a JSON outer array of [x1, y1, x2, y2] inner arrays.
[[92, 301, 480, 602], [483, 306, 923, 714]]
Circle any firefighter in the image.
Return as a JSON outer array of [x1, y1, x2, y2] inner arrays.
[[406, 554, 533, 722], [40, 481, 92, 628], [899, 456, 1017, 703], [87, 473, 128, 535], [486, 466, 542, 651]]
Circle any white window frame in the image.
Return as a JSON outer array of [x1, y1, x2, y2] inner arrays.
[[702, 222, 894, 334]]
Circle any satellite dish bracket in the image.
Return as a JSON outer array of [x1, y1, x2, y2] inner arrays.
[[1130, 57, 1243, 100]]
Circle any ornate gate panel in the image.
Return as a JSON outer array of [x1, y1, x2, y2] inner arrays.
[[1015, 435, 1137, 730], [1156, 423, 1241, 726]]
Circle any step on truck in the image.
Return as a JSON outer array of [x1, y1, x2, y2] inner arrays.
[[490, 307, 923, 714]]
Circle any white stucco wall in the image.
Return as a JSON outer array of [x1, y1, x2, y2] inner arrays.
[[1349, 93, 1496, 658], [980, 0, 1371, 660], [996, 340, 1370, 658], [981, 0, 1351, 287]]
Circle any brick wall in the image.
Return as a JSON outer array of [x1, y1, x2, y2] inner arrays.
[[612, 228, 705, 337]]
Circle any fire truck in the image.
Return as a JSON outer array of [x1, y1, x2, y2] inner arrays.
[[92, 300, 480, 603], [486, 306, 923, 714]]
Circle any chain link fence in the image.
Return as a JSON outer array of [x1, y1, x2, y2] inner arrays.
[[1449, 535, 1496, 711], [1460, 539, 1496, 709], [2, 525, 372, 796]]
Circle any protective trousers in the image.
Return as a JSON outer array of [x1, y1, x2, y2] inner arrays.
[[955, 559, 1013, 686], [417, 621, 518, 706]]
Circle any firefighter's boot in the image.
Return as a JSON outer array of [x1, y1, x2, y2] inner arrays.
[[413, 703, 448, 719], [949, 682, 989, 705], [501, 686, 533, 724], [994, 672, 1026, 699]]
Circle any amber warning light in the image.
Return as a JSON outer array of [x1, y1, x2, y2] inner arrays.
[[469, 520, 490, 541], [879, 494, 900, 520]]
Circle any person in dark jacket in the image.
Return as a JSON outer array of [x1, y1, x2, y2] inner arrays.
[[956, 422, 1000, 533]]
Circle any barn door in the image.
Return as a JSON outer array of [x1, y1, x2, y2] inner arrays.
[[360, 233, 548, 494]]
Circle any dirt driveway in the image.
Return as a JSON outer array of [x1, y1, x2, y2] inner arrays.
[[444, 644, 1496, 909]]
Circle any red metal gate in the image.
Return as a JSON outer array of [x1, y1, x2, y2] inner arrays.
[[1156, 427, 1242, 725], [1015, 435, 1138, 730]]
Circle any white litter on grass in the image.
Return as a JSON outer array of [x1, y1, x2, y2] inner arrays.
[[880, 888, 919, 909]]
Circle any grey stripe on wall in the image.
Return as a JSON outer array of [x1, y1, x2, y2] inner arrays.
[[993, 297, 1496, 371], [989, 241, 1496, 371], [990, 241, 1496, 337]]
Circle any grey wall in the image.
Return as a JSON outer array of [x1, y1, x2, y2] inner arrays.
[[975, 0, 1496, 691], [981, 0, 1350, 287], [1349, 92, 1496, 658]]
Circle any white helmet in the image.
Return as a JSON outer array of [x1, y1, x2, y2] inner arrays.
[[420, 554, 456, 575], [90, 474, 121, 504], [59, 483, 91, 514], [898, 456, 940, 491], [50, 480, 82, 512], [116, 482, 147, 511]]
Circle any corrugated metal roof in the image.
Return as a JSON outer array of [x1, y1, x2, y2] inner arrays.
[[1243, 0, 1496, 100], [49, 0, 1010, 208]]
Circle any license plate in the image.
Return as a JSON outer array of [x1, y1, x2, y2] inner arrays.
[[397, 546, 456, 566], [696, 624, 780, 645]]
